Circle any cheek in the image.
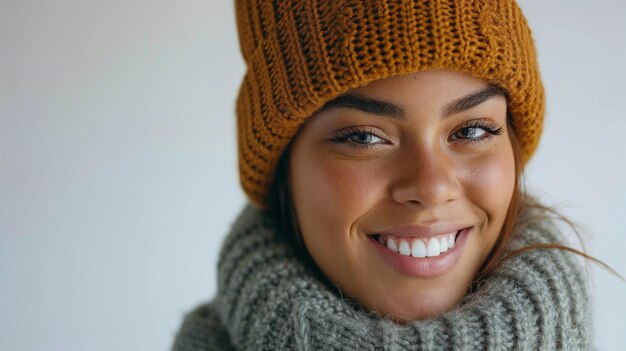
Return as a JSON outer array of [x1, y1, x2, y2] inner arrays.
[[465, 152, 514, 201], [291, 154, 385, 233], [288, 149, 389, 286], [460, 145, 516, 246]]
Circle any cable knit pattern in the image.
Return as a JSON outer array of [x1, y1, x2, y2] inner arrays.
[[173, 203, 593, 350], [234, 0, 545, 208]]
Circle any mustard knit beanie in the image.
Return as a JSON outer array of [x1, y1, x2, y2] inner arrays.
[[234, 0, 545, 209]]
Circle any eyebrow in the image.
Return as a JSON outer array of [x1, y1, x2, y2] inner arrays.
[[319, 85, 507, 120], [320, 93, 406, 119], [442, 85, 507, 118]]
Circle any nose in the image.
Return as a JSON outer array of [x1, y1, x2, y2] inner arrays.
[[389, 144, 461, 209]]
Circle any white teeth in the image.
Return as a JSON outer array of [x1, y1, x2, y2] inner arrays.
[[439, 236, 448, 252], [411, 239, 427, 258], [398, 239, 411, 256], [379, 230, 460, 258], [426, 238, 441, 257], [387, 238, 398, 252], [448, 232, 455, 248]]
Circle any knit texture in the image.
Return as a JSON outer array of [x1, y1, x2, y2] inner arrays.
[[235, 0, 545, 208], [173, 201, 593, 350]]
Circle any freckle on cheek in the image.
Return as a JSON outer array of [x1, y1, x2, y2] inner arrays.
[[309, 162, 376, 213], [467, 156, 515, 206]]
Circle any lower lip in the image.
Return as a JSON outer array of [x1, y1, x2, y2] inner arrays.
[[369, 227, 471, 278]]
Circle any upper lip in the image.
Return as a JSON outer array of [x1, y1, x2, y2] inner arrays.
[[374, 223, 471, 239]]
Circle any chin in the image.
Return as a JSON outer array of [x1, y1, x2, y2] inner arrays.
[[356, 276, 470, 323]]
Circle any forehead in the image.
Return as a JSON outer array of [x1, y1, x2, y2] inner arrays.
[[315, 68, 508, 124]]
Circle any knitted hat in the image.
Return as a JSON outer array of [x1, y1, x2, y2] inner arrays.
[[234, 0, 545, 209]]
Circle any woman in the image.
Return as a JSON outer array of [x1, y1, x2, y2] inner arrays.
[[174, 0, 595, 349]]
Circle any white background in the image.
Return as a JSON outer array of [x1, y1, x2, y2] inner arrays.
[[1, 1, 625, 350]]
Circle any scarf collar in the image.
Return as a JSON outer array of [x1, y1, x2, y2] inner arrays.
[[213, 203, 592, 350]]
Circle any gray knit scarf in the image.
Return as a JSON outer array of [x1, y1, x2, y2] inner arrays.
[[173, 202, 593, 350]]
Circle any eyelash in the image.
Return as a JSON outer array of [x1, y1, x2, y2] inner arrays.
[[330, 125, 385, 150], [451, 118, 504, 144], [330, 119, 504, 149]]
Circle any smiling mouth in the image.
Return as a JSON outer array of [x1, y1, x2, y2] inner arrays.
[[371, 231, 462, 258]]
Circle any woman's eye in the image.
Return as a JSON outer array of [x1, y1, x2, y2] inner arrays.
[[348, 132, 383, 145], [456, 127, 487, 140], [451, 119, 504, 143], [330, 126, 387, 149]]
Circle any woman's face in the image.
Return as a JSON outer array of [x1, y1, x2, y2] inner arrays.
[[288, 68, 515, 321]]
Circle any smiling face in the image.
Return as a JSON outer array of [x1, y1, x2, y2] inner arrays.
[[287, 68, 515, 321]]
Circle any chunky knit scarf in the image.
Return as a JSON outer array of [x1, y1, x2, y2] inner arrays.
[[173, 203, 593, 350]]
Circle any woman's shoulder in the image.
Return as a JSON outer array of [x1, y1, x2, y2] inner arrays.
[[172, 301, 234, 351]]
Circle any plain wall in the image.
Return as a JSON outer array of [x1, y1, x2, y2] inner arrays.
[[1, 0, 625, 350]]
